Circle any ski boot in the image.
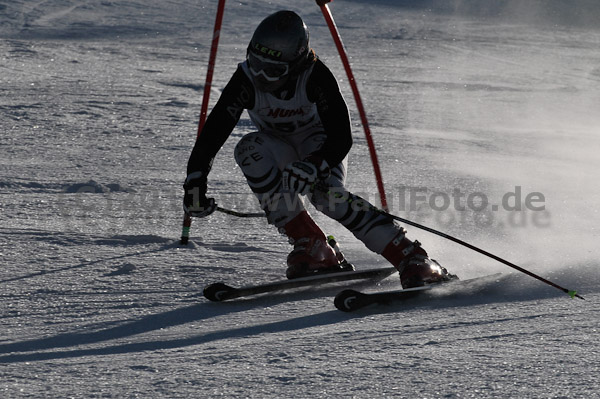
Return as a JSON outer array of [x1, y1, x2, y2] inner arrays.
[[281, 211, 354, 279], [382, 229, 456, 288]]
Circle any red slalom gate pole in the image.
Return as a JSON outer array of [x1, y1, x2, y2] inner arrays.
[[197, 0, 227, 136], [181, 0, 227, 245], [317, 0, 389, 211]]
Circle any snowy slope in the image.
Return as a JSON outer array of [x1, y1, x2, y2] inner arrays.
[[1, 0, 599, 397]]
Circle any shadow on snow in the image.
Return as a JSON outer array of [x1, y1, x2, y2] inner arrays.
[[0, 272, 586, 364]]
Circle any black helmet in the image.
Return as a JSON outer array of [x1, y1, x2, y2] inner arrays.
[[247, 11, 311, 91]]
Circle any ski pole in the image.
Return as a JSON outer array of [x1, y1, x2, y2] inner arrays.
[[181, 0, 227, 245], [317, 0, 389, 212], [216, 206, 263, 218], [317, 185, 584, 300]]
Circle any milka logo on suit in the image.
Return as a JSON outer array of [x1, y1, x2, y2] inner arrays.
[[258, 106, 312, 119]]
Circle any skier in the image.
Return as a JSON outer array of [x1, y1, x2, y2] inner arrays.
[[184, 10, 453, 287]]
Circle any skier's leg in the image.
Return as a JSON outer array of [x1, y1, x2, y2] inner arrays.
[[309, 164, 454, 288], [234, 131, 304, 226], [290, 130, 399, 253], [234, 131, 342, 278], [308, 169, 401, 254]]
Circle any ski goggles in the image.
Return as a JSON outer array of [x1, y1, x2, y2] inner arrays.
[[247, 52, 290, 82]]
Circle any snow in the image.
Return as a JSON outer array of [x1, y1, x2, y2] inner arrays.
[[1, 0, 599, 397]]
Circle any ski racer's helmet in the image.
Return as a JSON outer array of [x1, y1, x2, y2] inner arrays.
[[247, 10, 312, 92]]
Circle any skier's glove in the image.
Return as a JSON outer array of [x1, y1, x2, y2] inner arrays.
[[282, 155, 330, 196], [183, 171, 217, 218]]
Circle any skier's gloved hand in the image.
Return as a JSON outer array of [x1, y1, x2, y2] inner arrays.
[[282, 155, 330, 196], [183, 171, 217, 218]]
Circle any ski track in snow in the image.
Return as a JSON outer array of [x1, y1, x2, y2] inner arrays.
[[1, 0, 600, 397], [30, 1, 92, 27]]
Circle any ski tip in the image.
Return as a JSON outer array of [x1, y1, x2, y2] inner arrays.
[[334, 289, 363, 312], [203, 283, 235, 302]]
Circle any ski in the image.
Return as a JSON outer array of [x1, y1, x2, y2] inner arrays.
[[203, 266, 398, 302], [334, 273, 502, 312]]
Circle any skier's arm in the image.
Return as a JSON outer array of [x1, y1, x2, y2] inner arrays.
[[307, 59, 353, 167], [186, 66, 255, 176]]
